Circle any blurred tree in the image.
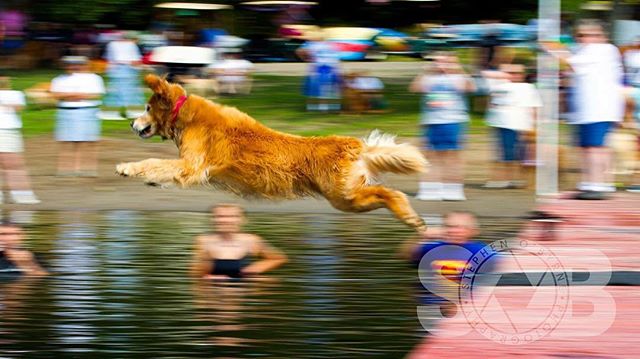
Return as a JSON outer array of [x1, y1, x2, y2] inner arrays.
[[27, 0, 157, 29], [18, 0, 597, 30]]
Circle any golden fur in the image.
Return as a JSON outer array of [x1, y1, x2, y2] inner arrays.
[[116, 75, 428, 232]]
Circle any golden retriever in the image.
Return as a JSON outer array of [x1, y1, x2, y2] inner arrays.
[[116, 75, 428, 232]]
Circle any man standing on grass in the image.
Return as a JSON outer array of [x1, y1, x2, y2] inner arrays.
[[542, 20, 624, 199]]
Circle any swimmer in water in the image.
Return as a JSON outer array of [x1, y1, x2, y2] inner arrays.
[[0, 221, 48, 276], [191, 204, 288, 279]]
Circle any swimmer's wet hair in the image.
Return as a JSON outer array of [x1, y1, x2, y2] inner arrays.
[[209, 203, 245, 215], [444, 211, 478, 227]]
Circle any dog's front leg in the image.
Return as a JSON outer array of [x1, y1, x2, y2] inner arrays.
[[116, 159, 191, 186]]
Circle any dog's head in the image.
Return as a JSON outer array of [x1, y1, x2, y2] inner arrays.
[[131, 74, 186, 139]]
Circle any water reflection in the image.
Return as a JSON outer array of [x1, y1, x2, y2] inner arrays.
[[0, 277, 46, 350], [298, 216, 341, 352], [51, 212, 100, 353], [0, 210, 523, 358]]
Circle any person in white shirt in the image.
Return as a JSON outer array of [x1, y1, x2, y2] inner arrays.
[[50, 56, 105, 177], [103, 32, 143, 119], [0, 76, 40, 204], [208, 52, 254, 95], [482, 63, 542, 188], [543, 20, 624, 199]]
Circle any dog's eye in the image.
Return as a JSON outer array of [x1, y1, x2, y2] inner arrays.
[[145, 104, 151, 112]]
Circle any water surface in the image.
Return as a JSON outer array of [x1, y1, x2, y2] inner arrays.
[[0, 211, 522, 358]]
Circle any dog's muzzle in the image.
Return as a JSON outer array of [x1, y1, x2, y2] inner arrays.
[[131, 120, 154, 139]]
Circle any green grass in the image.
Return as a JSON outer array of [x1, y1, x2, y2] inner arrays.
[[7, 70, 490, 139]]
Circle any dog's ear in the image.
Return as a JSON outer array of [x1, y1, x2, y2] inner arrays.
[[145, 74, 170, 97]]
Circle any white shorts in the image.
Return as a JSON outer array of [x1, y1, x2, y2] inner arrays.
[[0, 129, 24, 153]]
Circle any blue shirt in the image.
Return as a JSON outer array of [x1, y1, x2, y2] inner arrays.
[[413, 240, 493, 304], [419, 74, 470, 125], [413, 240, 487, 270]]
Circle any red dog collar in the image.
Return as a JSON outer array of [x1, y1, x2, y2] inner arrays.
[[171, 95, 188, 125]]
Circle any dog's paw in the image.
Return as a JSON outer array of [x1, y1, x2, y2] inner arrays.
[[116, 163, 138, 177]]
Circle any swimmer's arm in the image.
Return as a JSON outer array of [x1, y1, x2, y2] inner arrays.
[[8, 250, 48, 276], [241, 235, 288, 275], [191, 236, 212, 278], [398, 227, 445, 260]]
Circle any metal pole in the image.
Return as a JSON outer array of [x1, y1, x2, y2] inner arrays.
[[536, 0, 560, 197]]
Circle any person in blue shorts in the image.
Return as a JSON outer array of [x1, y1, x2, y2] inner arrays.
[[410, 52, 475, 201], [542, 20, 624, 199], [482, 63, 542, 189]]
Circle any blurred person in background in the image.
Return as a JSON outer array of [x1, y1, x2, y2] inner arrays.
[[410, 52, 475, 201], [50, 56, 105, 177], [191, 204, 288, 280], [0, 220, 47, 276], [0, 76, 40, 204], [342, 71, 386, 114], [478, 20, 502, 71], [622, 38, 640, 193], [103, 31, 143, 119], [482, 63, 542, 189], [0, 8, 27, 55], [623, 37, 640, 88], [297, 33, 342, 112], [542, 20, 624, 199], [623, 82, 640, 193], [208, 52, 254, 95]]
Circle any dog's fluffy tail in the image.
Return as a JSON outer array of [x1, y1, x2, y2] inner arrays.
[[361, 130, 428, 175]]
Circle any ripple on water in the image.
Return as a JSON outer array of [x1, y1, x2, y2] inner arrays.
[[0, 211, 523, 358]]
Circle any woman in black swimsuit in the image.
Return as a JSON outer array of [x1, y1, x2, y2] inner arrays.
[[191, 204, 288, 279], [0, 221, 47, 276]]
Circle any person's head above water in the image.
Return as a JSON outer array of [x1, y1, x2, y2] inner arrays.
[[442, 211, 479, 244], [0, 220, 23, 250], [210, 203, 245, 235]]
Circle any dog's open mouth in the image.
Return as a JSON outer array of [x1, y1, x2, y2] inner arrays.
[[138, 125, 154, 138]]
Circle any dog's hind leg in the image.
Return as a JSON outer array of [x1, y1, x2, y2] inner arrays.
[[341, 185, 426, 233], [116, 158, 199, 187]]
